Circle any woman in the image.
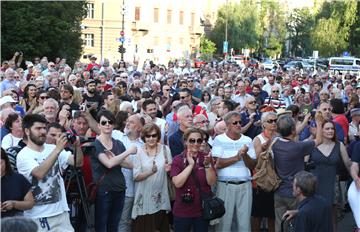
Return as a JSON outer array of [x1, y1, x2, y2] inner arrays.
[[198, 91, 211, 112], [348, 142, 360, 231], [170, 128, 217, 232], [1, 149, 34, 217], [91, 110, 136, 232], [310, 120, 351, 231], [32, 90, 49, 114], [2, 113, 23, 150], [19, 83, 37, 113], [252, 112, 277, 232], [57, 102, 72, 130], [132, 123, 172, 232], [215, 86, 225, 99]]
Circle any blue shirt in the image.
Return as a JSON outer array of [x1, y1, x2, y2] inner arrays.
[[0, 79, 17, 93], [169, 129, 184, 157], [240, 111, 262, 139]]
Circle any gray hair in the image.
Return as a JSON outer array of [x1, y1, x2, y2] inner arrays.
[[120, 101, 133, 111], [1, 216, 38, 232], [223, 111, 241, 125], [294, 171, 317, 197], [208, 96, 221, 111], [261, 112, 277, 125], [43, 98, 59, 109], [276, 115, 295, 137]]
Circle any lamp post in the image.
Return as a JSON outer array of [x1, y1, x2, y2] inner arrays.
[[120, 0, 125, 61]]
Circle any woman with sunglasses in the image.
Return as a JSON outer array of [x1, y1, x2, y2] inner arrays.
[[91, 110, 136, 232], [19, 83, 37, 113], [132, 123, 172, 232], [31, 90, 48, 114], [170, 128, 217, 232], [251, 112, 278, 232]]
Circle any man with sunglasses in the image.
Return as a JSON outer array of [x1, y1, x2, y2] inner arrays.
[[212, 111, 256, 232], [241, 96, 262, 139], [185, 77, 201, 104], [264, 86, 286, 109]]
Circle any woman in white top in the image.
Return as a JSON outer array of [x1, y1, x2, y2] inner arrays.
[[132, 123, 172, 232], [2, 113, 23, 150], [252, 111, 278, 232]]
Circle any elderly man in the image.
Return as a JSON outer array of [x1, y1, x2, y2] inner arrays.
[[212, 111, 256, 232], [193, 113, 210, 132], [349, 107, 360, 141], [232, 80, 251, 110], [1, 68, 17, 92], [263, 75, 282, 95], [112, 114, 144, 232], [264, 86, 286, 109], [42, 98, 59, 123], [241, 96, 262, 139]]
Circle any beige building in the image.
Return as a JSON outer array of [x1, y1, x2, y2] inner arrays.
[[80, 0, 223, 65]]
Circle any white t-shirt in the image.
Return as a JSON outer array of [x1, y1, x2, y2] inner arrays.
[[112, 130, 144, 197], [212, 133, 256, 181], [155, 117, 167, 144], [1, 134, 22, 150], [16, 144, 71, 218]]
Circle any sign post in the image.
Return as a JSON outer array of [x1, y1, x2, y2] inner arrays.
[[223, 41, 228, 59]]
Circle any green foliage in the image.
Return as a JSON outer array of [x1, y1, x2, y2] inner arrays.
[[1, 1, 87, 66], [199, 36, 216, 61]]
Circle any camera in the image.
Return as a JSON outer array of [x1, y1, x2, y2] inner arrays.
[[181, 188, 194, 204], [66, 132, 77, 144]]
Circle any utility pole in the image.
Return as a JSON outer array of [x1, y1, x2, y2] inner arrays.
[[120, 0, 125, 61]]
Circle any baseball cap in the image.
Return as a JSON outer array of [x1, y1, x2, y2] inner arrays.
[[0, 95, 17, 106], [85, 79, 96, 85]]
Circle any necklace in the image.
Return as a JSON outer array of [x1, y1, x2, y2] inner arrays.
[[145, 144, 158, 157]]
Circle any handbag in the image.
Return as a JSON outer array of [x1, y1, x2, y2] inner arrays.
[[253, 138, 281, 192], [87, 171, 107, 204], [192, 170, 225, 221], [162, 145, 176, 201]]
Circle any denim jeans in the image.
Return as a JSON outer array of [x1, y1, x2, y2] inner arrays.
[[95, 190, 125, 232], [173, 216, 208, 232]]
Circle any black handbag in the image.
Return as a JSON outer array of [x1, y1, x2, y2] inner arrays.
[[192, 171, 225, 221]]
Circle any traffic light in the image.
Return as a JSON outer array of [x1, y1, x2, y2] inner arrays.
[[118, 45, 126, 54]]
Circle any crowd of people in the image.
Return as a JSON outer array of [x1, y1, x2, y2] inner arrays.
[[1, 52, 360, 232]]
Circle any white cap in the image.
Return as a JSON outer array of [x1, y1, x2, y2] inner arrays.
[[0, 95, 17, 106]]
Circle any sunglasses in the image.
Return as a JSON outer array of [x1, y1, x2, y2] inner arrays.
[[187, 80, 194, 82], [232, 120, 242, 125], [145, 133, 158, 138], [180, 96, 188, 99], [267, 119, 277, 124], [164, 89, 170, 91], [248, 101, 256, 105], [39, 96, 49, 100], [100, 120, 114, 126], [272, 90, 279, 93], [188, 138, 203, 144]]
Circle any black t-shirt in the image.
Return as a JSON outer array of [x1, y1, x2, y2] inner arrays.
[[352, 142, 360, 165], [1, 172, 32, 217], [82, 93, 102, 110], [92, 138, 126, 192]]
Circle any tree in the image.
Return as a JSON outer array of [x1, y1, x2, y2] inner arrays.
[[1, 1, 87, 66], [348, 1, 360, 56], [199, 36, 216, 61]]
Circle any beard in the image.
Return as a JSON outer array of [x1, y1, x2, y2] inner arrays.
[[88, 88, 96, 94], [29, 130, 46, 146]]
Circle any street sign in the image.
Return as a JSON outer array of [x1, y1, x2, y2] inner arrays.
[[120, 31, 125, 36], [223, 41, 228, 54], [119, 37, 125, 43], [343, 51, 350, 57], [313, 50, 319, 59]]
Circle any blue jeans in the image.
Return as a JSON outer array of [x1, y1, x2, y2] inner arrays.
[[95, 190, 125, 232], [173, 216, 208, 232]]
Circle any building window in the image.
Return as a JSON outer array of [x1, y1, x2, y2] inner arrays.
[[86, 3, 94, 19], [154, 8, 159, 23], [191, 12, 195, 27], [84, 34, 94, 47], [167, 9, 172, 24], [179, 11, 184, 25], [135, 7, 140, 21]]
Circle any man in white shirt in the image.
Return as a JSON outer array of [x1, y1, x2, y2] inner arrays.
[[263, 75, 282, 95], [16, 114, 83, 232], [142, 99, 167, 144], [112, 114, 144, 232], [212, 111, 256, 232]]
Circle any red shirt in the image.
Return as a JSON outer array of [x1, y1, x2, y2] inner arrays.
[[170, 151, 211, 218], [333, 114, 349, 138]]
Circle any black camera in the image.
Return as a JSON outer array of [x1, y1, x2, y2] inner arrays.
[[66, 132, 77, 144], [181, 188, 194, 204]]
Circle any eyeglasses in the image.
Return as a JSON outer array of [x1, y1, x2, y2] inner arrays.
[[322, 108, 332, 112], [187, 80, 194, 82], [39, 96, 49, 100], [267, 119, 277, 124], [100, 120, 114, 126], [232, 120, 242, 125], [145, 133, 158, 138], [188, 138, 203, 144], [298, 79, 303, 82], [272, 90, 279, 93], [180, 95, 189, 99], [248, 101, 256, 105], [196, 120, 209, 124]]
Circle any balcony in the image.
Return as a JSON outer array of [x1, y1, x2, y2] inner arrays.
[[188, 26, 204, 36], [131, 21, 149, 34]]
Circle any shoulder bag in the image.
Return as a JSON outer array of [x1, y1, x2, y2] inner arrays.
[[252, 137, 281, 192], [162, 145, 176, 201]]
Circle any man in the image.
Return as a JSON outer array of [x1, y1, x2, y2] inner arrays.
[[212, 111, 256, 231], [168, 106, 193, 157], [207, 97, 222, 128], [193, 113, 210, 132], [82, 79, 102, 110], [112, 114, 144, 232], [217, 100, 234, 119], [264, 86, 286, 109], [223, 86, 233, 101], [283, 171, 332, 232], [101, 91, 115, 111], [281, 86, 293, 108], [42, 62, 56, 77], [159, 83, 173, 116], [349, 107, 360, 141], [250, 84, 267, 106], [165, 100, 183, 139], [46, 122, 65, 145], [16, 114, 83, 231], [185, 77, 201, 103], [86, 55, 100, 77], [232, 80, 251, 109], [60, 84, 79, 110], [0, 68, 17, 92], [42, 98, 59, 123], [263, 75, 282, 95], [142, 99, 167, 143], [240, 96, 262, 139]]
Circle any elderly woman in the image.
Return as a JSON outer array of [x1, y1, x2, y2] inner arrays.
[[251, 112, 277, 232], [170, 128, 217, 232], [1, 148, 34, 217], [2, 113, 23, 150], [132, 123, 172, 232], [91, 110, 136, 232]]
